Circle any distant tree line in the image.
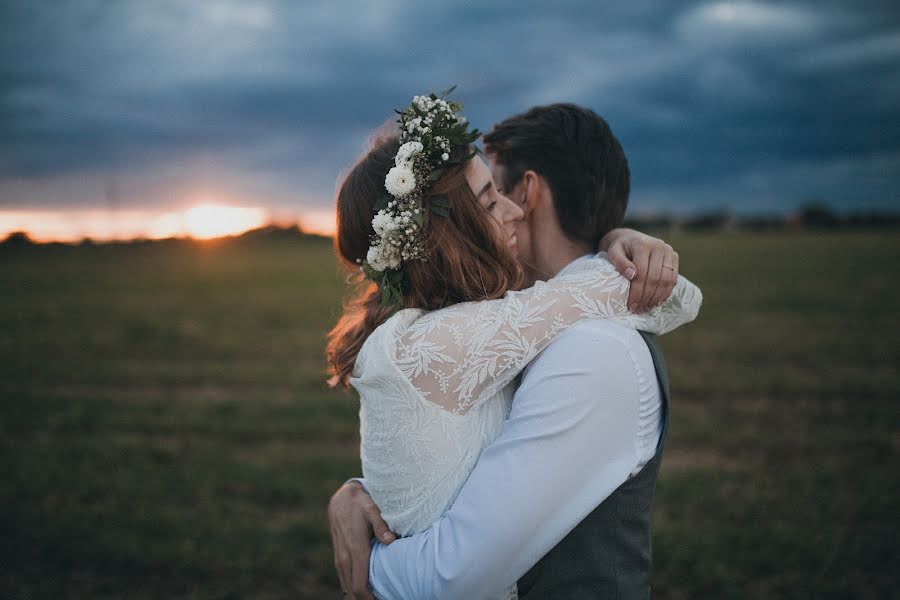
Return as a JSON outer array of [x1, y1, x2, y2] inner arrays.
[[0, 224, 321, 248], [2, 204, 899, 248], [623, 203, 900, 233]]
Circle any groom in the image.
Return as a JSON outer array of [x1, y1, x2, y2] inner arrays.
[[329, 103, 680, 599]]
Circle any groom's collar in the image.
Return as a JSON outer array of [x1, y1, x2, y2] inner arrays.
[[555, 253, 597, 278]]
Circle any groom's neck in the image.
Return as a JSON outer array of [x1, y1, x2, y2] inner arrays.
[[524, 225, 592, 286]]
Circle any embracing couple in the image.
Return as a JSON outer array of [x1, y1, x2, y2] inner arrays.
[[326, 91, 702, 599]]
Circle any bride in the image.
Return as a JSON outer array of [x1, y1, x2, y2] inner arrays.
[[327, 91, 701, 598]]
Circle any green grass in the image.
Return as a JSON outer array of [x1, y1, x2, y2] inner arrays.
[[1, 232, 897, 598]]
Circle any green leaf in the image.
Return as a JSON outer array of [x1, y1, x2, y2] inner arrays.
[[427, 168, 445, 182], [387, 269, 404, 285], [440, 84, 457, 98], [428, 194, 450, 218], [374, 195, 391, 213]]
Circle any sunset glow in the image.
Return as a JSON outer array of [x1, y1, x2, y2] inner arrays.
[[183, 204, 267, 239], [0, 203, 325, 243], [298, 209, 336, 237]]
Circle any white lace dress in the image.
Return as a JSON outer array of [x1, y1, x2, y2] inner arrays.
[[349, 254, 702, 599]]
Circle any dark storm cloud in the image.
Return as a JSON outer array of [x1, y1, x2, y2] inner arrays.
[[1, 0, 898, 213]]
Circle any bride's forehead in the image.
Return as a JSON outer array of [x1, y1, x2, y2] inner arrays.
[[466, 156, 491, 183]]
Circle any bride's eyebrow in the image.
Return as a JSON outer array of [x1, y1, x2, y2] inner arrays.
[[475, 181, 492, 200]]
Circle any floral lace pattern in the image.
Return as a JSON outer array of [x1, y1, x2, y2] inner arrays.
[[393, 255, 701, 415]]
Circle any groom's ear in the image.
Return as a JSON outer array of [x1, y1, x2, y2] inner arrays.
[[519, 170, 545, 215]]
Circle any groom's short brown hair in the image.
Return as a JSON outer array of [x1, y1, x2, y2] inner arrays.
[[483, 103, 630, 248]]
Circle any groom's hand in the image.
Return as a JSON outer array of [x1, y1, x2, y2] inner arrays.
[[600, 228, 680, 312], [328, 480, 396, 599]]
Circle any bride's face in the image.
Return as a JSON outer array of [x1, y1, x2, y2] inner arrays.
[[465, 157, 524, 255]]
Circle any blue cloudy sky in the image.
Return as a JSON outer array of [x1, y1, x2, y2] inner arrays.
[[1, 0, 898, 222]]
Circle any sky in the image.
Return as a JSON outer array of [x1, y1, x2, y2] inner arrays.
[[1, 0, 899, 239]]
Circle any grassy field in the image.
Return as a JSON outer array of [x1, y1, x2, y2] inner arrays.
[[1, 232, 897, 599]]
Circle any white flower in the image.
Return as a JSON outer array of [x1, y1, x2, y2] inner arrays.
[[366, 242, 400, 272], [371, 210, 399, 236], [385, 165, 416, 197], [395, 141, 423, 166], [441, 153, 449, 161], [382, 243, 401, 269], [366, 244, 387, 271]]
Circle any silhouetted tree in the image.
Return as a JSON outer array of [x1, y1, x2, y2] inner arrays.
[[798, 202, 841, 229], [1, 231, 33, 248]]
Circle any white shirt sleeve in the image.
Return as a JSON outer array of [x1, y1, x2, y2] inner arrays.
[[369, 321, 654, 600]]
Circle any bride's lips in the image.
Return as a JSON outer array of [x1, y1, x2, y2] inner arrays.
[[508, 233, 517, 249]]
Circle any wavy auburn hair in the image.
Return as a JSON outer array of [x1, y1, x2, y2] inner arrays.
[[326, 135, 523, 387]]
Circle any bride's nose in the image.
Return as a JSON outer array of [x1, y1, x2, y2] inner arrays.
[[497, 195, 524, 225]]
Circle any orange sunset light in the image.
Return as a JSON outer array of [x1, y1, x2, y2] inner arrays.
[[182, 203, 267, 239], [0, 203, 289, 243]]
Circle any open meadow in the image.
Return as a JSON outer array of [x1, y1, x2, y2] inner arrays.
[[1, 231, 897, 599]]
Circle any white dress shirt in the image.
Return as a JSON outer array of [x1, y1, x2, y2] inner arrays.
[[366, 257, 665, 599]]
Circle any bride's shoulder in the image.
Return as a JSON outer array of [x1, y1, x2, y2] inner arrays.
[[352, 308, 426, 380], [359, 308, 425, 352]]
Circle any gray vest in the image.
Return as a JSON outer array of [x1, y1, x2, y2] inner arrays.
[[517, 331, 670, 600]]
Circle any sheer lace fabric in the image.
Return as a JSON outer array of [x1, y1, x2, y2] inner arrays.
[[350, 254, 702, 545], [395, 256, 700, 414]]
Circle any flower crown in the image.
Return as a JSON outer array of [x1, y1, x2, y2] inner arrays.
[[360, 87, 481, 306]]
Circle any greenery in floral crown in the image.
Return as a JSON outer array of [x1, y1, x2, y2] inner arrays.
[[360, 86, 481, 308]]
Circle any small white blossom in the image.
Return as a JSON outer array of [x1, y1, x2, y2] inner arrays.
[[371, 210, 399, 236], [367, 241, 401, 271], [385, 165, 416, 197], [395, 141, 423, 166], [383, 246, 400, 269], [441, 153, 449, 161], [366, 244, 388, 271]]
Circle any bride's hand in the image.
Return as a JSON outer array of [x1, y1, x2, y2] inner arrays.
[[599, 228, 680, 313], [328, 480, 396, 599]]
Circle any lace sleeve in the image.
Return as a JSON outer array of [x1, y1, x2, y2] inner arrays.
[[393, 254, 702, 414]]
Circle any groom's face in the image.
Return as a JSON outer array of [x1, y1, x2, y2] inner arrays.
[[487, 155, 532, 266]]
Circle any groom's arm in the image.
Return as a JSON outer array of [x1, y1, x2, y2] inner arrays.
[[369, 322, 648, 600]]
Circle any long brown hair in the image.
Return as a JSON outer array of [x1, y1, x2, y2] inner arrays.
[[326, 135, 523, 387]]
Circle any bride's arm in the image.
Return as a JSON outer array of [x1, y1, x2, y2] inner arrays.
[[394, 254, 702, 414]]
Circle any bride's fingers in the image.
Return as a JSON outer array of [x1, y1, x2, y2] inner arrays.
[[626, 244, 651, 311], [640, 248, 666, 311], [649, 250, 678, 308], [605, 239, 638, 282]]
